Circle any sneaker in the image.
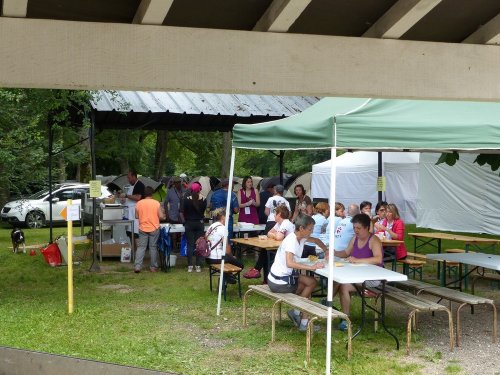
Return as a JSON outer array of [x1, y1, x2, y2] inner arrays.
[[298, 322, 321, 332], [287, 310, 300, 327], [150, 267, 158, 273], [187, 266, 193, 273], [338, 319, 348, 332], [134, 268, 141, 274], [243, 268, 261, 279], [195, 266, 201, 273]]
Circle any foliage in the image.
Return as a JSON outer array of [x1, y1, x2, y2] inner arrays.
[[0, 89, 95, 201], [437, 152, 500, 174]]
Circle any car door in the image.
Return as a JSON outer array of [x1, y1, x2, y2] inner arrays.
[[51, 188, 76, 221]]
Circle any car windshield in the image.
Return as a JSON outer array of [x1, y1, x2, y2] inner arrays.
[[29, 190, 50, 199]]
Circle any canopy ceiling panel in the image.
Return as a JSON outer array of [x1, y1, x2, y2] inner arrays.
[[233, 97, 500, 152]]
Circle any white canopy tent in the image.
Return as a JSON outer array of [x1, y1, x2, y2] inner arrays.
[[418, 153, 500, 235], [312, 152, 419, 223]]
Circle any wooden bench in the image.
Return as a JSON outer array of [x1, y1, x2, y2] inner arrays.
[[406, 252, 428, 261], [368, 284, 454, 354], [471, 272, 500, 295], [209, 263, 242, 301], [397, 259, 426, 280], [393, 279, 497, 346], [243, 284, 352, 365]]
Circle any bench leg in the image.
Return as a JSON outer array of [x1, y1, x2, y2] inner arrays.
[[242, 289, 254, 326], [491, 302, 497, 343], [446, 308, 455, 352], [345, 316, 353, 360], [455, 303, 467, 347], [406, 311, 415, 355], [306, 317, 319, 366], [271, 299, 282, 342]]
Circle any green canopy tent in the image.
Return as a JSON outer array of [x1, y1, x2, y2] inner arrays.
[[219, 97, 500, 373]]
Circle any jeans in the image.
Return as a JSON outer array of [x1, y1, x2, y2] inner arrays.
[[135, 228, 160, 270], [184, 220, 204, 267]]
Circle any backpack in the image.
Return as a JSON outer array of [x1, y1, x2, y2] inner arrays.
[[194, 224, 223, 258]]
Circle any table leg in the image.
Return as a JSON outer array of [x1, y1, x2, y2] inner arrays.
[[351, 284, 366, 340], [378, 281, 400, 350], [437, 239, 442, 280], [464, 244, 469, 289], [440, 260, 447, 287]]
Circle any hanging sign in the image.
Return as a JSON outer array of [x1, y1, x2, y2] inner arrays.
[[89, 180, 102, 198], [376, 176, 386, 192]]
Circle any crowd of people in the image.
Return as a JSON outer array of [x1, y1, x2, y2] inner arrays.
[[122, 170, 409, 333]]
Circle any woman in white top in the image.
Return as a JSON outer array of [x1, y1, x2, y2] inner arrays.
[[205, 208, 244, 271], [243, 205, 294, 280], [268, 215, 325, 332]]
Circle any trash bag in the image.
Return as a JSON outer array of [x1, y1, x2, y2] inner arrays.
[[180, 233, 187, 257], [157, 226, 173, 271], [40, 242, 62, 267]]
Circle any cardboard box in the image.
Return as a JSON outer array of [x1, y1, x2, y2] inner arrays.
[[101, 243, 123, 257]]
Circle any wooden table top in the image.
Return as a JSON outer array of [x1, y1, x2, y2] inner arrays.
[[381, 239, 404, 246], [408, 232, 500, 244], [232, 237, 282, 249]]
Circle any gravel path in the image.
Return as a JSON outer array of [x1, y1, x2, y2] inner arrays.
[[392, 286, 500, 375]]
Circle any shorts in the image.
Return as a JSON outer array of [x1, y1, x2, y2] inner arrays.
[[268, 278, 298, 294]]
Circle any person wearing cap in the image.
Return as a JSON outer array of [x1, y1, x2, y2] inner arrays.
[[164, 176, 185, 224], [181, 181, 207, 273], [210, 178, 239, 240]]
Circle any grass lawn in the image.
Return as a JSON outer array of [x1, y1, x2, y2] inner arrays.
[[0, 223, 497, 374]]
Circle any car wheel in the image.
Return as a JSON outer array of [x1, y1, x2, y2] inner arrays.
[[25, 211, 45, 228]]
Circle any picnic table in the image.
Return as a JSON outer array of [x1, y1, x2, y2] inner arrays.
[[409, 232, 500, 286], [305, 258, 407, 348], [160, 223, 266, 235], [426, 252, 500, 289], [232, 237, 282, 281]]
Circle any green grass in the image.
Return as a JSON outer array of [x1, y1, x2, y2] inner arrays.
[[0, 223, 497, 374]]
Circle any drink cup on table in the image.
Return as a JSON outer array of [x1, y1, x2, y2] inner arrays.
[[244, 233, 249, 239]]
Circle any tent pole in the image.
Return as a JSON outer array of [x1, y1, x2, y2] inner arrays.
[[279, 150, 285, 185], [216, 147, 236, 315], [89, 111, 100, 272], [378, 152, 383, 202], [325, 146, 337, 375], [48, 121, 53, 243]]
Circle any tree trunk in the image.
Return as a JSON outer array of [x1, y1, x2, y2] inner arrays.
[[0, 163, 10, 206], [220, 131, 232, 178], [58, 156, 67, 182], [154, 130, 168, 180]]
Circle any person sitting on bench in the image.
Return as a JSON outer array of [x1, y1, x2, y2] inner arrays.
[[267, 215, 325, 332], [333, 213, 383, 331]]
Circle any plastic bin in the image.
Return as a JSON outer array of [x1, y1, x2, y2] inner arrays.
[[40, 242, 62, 267], [169, 255, 177, 267]]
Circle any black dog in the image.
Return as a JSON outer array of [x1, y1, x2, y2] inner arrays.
[[11, 228, 26, 254]]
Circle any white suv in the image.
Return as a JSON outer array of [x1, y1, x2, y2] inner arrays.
[[1, 183, 111, 228]]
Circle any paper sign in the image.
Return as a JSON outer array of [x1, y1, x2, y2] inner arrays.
[[376, 176, 386, 192], [89, 180, 102, 198], [66, 204, 81, 221]]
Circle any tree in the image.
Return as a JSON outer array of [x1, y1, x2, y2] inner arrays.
[[437, 152, 500, 173]]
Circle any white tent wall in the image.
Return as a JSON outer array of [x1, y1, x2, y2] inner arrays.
[[417, 153, 500, 235], [311, 152, 419, 223]]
